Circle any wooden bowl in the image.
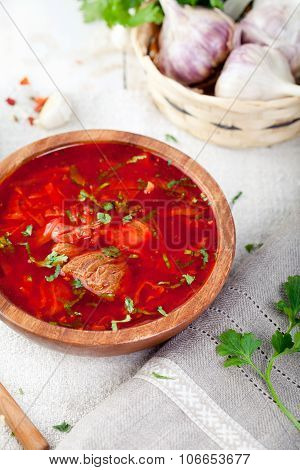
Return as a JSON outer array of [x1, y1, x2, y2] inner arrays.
[[132, 24, 300, 149], [0, 130, 235, 356]]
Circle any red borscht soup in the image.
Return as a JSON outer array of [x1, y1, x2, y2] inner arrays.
[[0, 142, 217, 331]]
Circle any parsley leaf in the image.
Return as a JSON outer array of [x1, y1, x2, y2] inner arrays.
[[127, 155, 147, 164], [45, 265, 61, 283], [72, 279, 83, 289], [80, 0, 164, 27], [0, 234, 13, 251], [165, 133, 178, 143], [275, 275, 300, 328], [217, 330, 261, 367], [42, 251, 68, 268], [111, 314, 131, 331], [124, 296, 135, 314], [102, 246, 120, 258], [217, 275, 300, 432], [97, 212, 111, 224], [70, 165, 85, 186], [151, 372, 175, 380], [293, 331, 300, 352], [53, 421, 73, 433], [78, 189, 99, 205], [22, 225, 33, 237], [122, 214, 133, 224], [231, 191, 243, 206], [271, 331, 294, 354], [245, 243, 263, 253], [65, 210, 76, 223], [162, 253, 171, 269], [157, 306, 168, 317], [102, 202, 114, 211], [182, 274, 195, 285], [200, 248, 209, 266]]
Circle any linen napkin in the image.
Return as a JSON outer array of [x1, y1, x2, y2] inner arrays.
[[58, 210, 300, 450]]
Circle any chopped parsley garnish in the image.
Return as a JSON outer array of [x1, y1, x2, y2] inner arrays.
[[124, 296, 135, 314], [157, 306, 168, 317], [0, 234, 13, 251], [162, 253, 171, 269], [151, 372, 175, 380], [53, 421, 73, 433], [42, 251, 68, 268], [245, 243, 263, 253], [127, 155, 147, 164], [98, 182, 110, 190], [45, 265, 61, 283], [142, 209, 157, 222], [22, 225, 33, 237], [200, 248, 209, 266], [165, 134, 178, 143], [18, 388, 24, 395], [97, 212, 111, 224], [167, 178, 185, 189], [111, 314, 132, 332], [231, 191, 243, 206], [65, 210, 76, 223], [122, 214, 133, 224], [78, 189, 99, 205], [217, 275, 300, 432], [167, 160, 172, 166], [78, 189, 89, 201], [102, 202, 114, 211], [182, 274, 195, 285], [63, 290, 86, 314], [19, 241, 32, 258], [102, 246, 120, 258], [70, 165, 85, 186], [72, 279, 83, 289]]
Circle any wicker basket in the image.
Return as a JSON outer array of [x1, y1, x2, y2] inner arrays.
[[132, 24, 300, 149]]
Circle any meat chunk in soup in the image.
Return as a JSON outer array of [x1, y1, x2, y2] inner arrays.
[[53, 242, 84, 258], [62, 251, 127, 297]]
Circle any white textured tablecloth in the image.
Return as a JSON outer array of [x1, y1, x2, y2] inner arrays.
[[0, 0, 299, 450]]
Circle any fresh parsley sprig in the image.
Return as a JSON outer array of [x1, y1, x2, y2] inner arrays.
[[216, 275, 300, 431], [79, 0, 224, 27]]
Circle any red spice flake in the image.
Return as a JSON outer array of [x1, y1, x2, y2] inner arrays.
[[33, 96, 48, 113], [20, 77, 30, 85], [28, 116, 34, 126], [6, 97, 16, 106]]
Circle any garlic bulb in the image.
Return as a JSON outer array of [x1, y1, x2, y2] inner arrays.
[[215, 44, 300, 100], [157, 0, 234, 85], [36, 92, 72, 130], [234, 0, 300, 77]]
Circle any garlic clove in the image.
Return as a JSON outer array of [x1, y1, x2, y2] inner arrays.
[[157, 0, 235, 85], [215, 44, 300, 100], [36, 92, 72, 130], [234, 0, 300, 77]]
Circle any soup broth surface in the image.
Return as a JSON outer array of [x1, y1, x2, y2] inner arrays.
[[0, 142, 217, 331]]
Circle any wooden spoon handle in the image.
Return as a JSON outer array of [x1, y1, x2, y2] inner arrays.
[[0, 383, 49, 450]]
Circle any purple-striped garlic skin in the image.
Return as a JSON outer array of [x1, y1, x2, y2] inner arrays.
[[234, 1, 300, 78], [157, 0, 234, 85]]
